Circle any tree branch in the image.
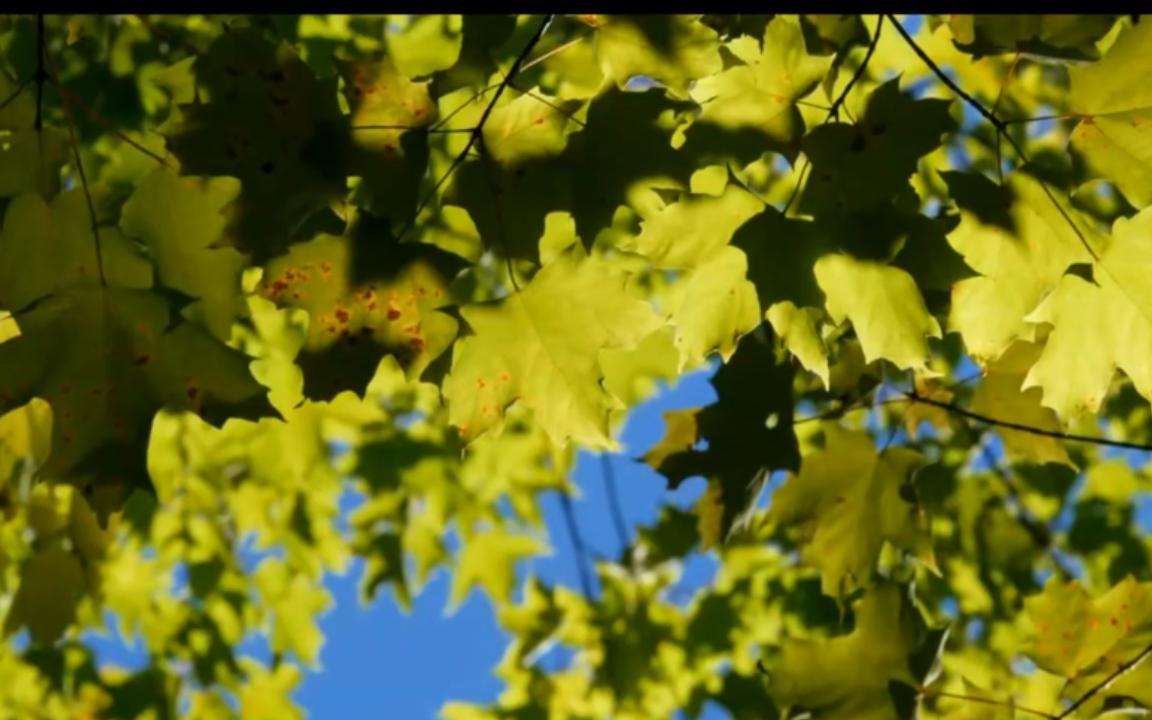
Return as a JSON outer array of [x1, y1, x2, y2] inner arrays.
[[34, 14, 45, 132], [1058, 642, 1152, 718], [885, 14, 1101, 263], [399, 14, 554, 243], [600, 454, 631, 558], [905, 390, 1152, 452], [784, 15, 882, 216], [557, 489, 595, 598], [0, 76, 30, 115], [828, 15, 884, 120], [40, 19, 106, 286]]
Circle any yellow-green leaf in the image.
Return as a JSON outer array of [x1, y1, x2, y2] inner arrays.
[[445, 250, 661, 448]]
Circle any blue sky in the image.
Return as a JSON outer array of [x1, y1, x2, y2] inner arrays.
[[74, 13, 1142, 717], [294, 366, 721, 718]]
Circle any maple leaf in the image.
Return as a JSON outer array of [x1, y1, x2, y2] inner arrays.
[[120, 170, 247, 340], [0, 73, 67, 198], [949, 15, 1118, 60], [257, 212, 468, 400], [565, 89, 697, 248], [594, 15, 722, 97], [767, 583, 943, 719], [1023, 207, 1152, 419], [688, 16, 833, 159], [0, 286, 276, 478], [162, 28, 348, 261], [799, 79, 955, 214], [643, 326, 799, 547], [450, 528, 547, 610], [338, 55, 436, 226], [971, 341, 1072, 466], [943, 171, 1101, 361], [1068, 17, 1152, 208], [445, 249, 661, 448], [769, 425, 934, 595]]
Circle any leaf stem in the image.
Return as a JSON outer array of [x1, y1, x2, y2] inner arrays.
[[827, 14, 884, 121], [1058, 642, 1152, 718], [400, 14, 555, 243]]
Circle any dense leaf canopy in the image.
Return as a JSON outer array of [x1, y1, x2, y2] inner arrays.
[[2, 12, 1152, 720]]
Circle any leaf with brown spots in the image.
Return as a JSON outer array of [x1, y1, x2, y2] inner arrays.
[[258, 212, 468, 400], [799, 79, 955, 215], [162, 28, 349, 262], [1068, 18, 1152, 208], [0, 286, 276, 483], [1025, 576, 1152, 713], [339, 55, 436, 226], [0, 190, 153, 313], [444, 249, 661, 448]]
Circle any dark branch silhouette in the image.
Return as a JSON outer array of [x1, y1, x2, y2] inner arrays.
[[905, 390, 1152, 452], [1058, 642, 1152, 718], [399, 14, 555, 244], [558, 489, 595, 598]]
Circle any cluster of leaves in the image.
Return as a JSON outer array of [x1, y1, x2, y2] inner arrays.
[[3, 11, 1152, 719]]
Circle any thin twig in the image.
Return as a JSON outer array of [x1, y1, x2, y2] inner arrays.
[[63, 124, 104, 286], [1002, 111, 1089, 126], [827, 15, 884, 120], [476, 135, 523, 291], [41, 19, 106, 285], [792, 393, 900, 425], [600, 454, 631, 556], [886, 13, 1101, 263], [792, 370, 983, 426], [429, 81, 503, 133], [520, 29, 594, 73], [782, 159, 810, 216], [796, 98, 831, 112], [398, 14, 554, 243], [0, 77, 30, 116], [991, 53, 1021, 184], [48, 77, 170, 167], [510, 84, 586, 127], [351, 124, 474, 134], [977, 441, 1073, 579], [923, 689, 1057, 720], [1058, 642, 1152, 718], [558, 490, 595, 598], [34, 15, 45, 132], [991, 52, 1022, 117], [905, 390, 1152, 452], [782, 15, 882, 216], [886, 15, 1003, 131]]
